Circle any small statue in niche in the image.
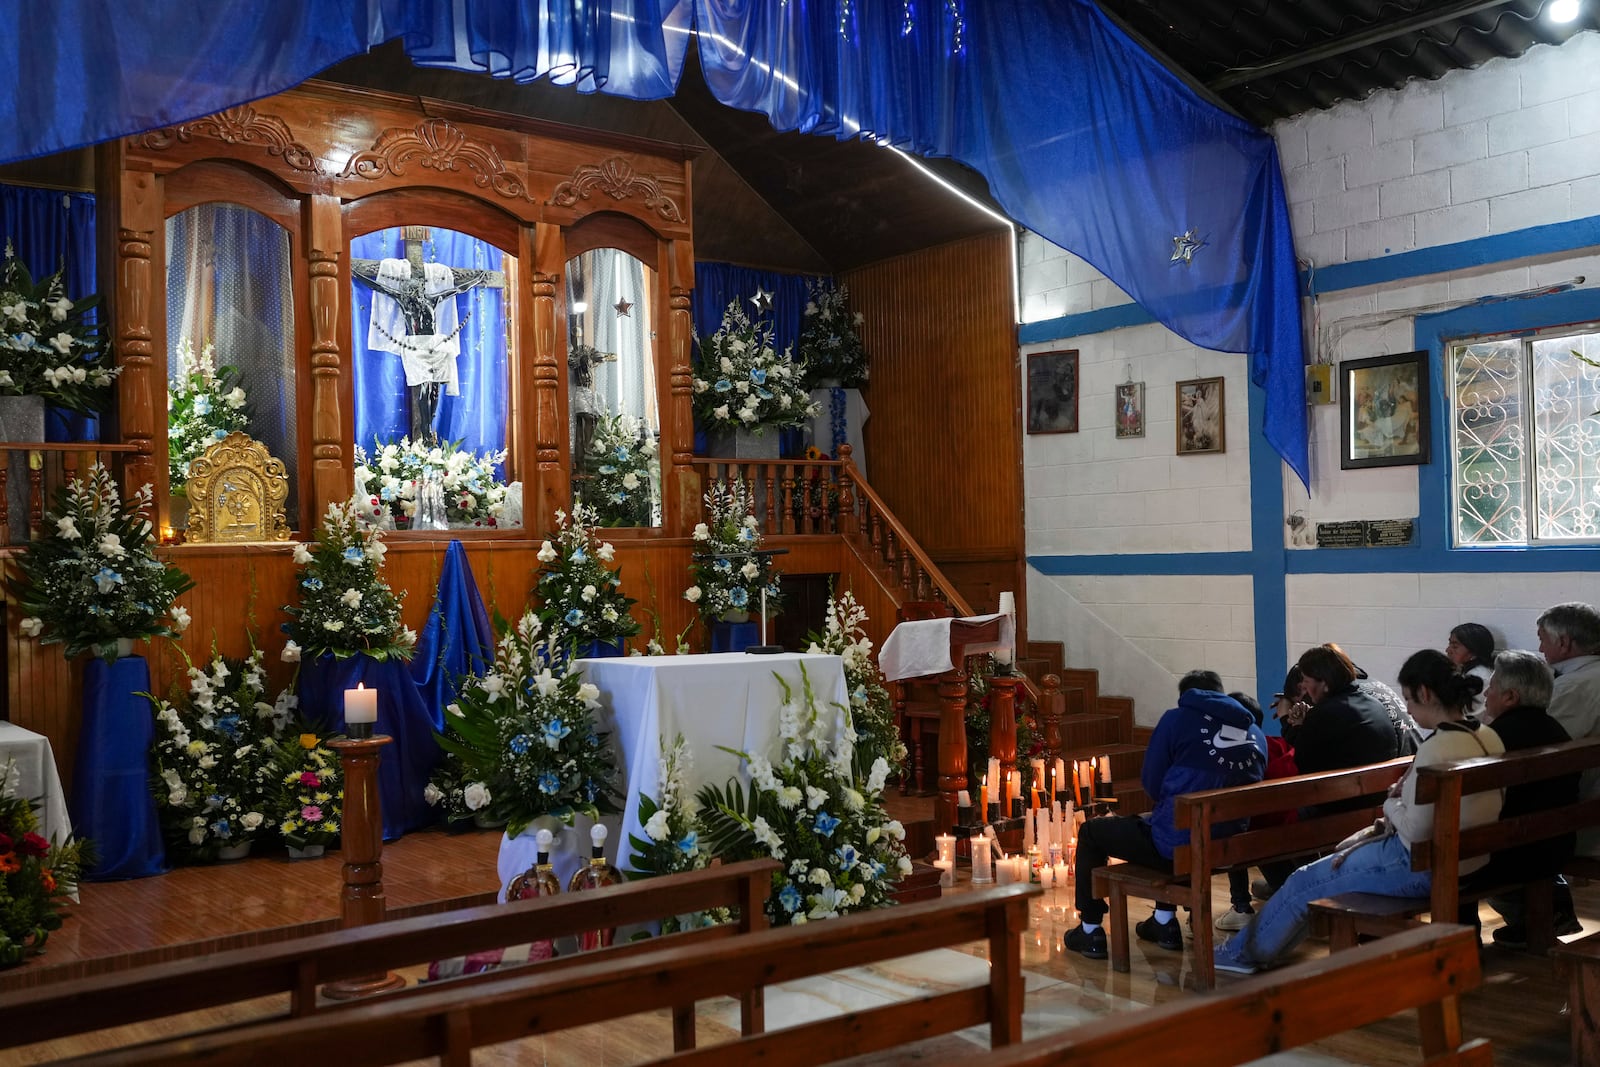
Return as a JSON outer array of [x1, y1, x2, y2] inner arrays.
[[568, 341, 616, 461]]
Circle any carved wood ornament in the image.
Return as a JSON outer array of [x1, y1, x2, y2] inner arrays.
[[137, 106, 320, 173], [341, 119, 530, 201], [550, 158, 685, 223], [185, 432, 292, 543]]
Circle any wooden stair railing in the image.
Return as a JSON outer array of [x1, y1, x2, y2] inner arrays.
[[0, 442, 141, 544]]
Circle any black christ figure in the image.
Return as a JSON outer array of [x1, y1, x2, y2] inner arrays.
[[351, 227, 505, 442]]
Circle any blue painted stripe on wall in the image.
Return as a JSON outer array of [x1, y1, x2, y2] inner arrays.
[[1026, 552, 1252, 575], [1018, 212, 1600, 345], [1033, 545, 1600, 576]]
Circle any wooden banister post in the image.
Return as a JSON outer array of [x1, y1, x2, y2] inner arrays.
[[837, 443, 858, 537], [1039, 674, 1064, 765], [307, 195, 346, 522], [935, 669, 970, 836], [990, 673, 1020, 806]]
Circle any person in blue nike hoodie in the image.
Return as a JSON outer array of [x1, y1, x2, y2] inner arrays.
[[1064, 670, 1268, 959]]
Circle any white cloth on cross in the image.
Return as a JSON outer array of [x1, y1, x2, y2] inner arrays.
[[367, 258, 463, 396]]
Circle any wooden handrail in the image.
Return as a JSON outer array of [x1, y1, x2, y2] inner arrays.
[[836, 448, 972, 616], [0, 442, 141, 452]]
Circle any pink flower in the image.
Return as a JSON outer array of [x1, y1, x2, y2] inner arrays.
[[301, 804, 324, 822], [299, 772, 321, 788]]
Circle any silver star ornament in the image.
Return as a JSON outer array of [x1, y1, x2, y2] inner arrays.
[[749, 288, 775, 316], [1170, 229, 1206, 266]]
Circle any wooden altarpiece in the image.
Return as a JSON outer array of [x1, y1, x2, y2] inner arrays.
[[95, 81, 702, 538]]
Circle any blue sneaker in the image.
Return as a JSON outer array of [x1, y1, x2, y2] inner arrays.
[[1213, 955, 1260, 975]]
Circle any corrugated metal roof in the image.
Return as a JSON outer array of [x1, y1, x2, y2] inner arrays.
[[1097, 0, 1600, 126]]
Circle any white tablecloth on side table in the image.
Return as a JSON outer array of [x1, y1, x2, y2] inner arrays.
[[497, 652, 849, 896], [878, 613, 1014, 682], [0, 721, 73, 848]]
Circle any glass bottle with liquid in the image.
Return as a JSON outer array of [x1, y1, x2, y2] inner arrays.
[[505, 827, 560, 960], [566, 823, 623, 950]]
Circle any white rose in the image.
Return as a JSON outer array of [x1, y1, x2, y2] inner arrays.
[[741, 561, 759, 579], [424, 783, 444, 805], [241, 812, 264, 830], [713, 405, 730, 420], [644, 809, 671, 842], [621, 472, 640, 490], [340, 588, 363, 608], [537, 540, 558, 563], [897, 855, 913, 875], [171, 606, 192, 633], [692, 523, 710, 541], [49, 332, 74, 355], [281, 640, 302, 663], [225, 386, 247, 409], [291, 542, 314, 566], [683, 585, 702, 603], [56, 515, 79, 540], [463, 782, 492, 811], [18, 617, 43, 638], [577, 682, 600, 705], [581, 584, 597, 602], [597, 542, 615, 562]]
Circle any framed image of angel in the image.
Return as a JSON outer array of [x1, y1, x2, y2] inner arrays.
[[1115, 381, 1145, 439], [1175, 376, 1225, 455]]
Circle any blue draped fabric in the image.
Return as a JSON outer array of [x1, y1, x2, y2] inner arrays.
[[350, 227, 508, 464], [692, 262, 821, 361], [0, 184, 96, 298], [73, 656, 165, 880], [299, 653, 440, 841], [411, 541, 495, 719], [710, 620, 759, 653], [0, 0, 1308, 481]]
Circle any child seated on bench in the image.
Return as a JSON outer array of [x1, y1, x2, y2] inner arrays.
[[1214, 649, 1504, 975]]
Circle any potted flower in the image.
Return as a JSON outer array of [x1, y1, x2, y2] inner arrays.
[[533, 501, 640, 657], [578, 411, 658, 527], [0, 775, 87, 967], [685, 481, 782, 636], [167, 337, 251, 501], [805, 590, 906, 780], [352, 436, 510, 530], [148, 649, 282, 862], [797, 279, 868, 389], [8, 463, 194, 662], [697, 665, 908, 926], [691, 299, 817, 458], [270, 723, 343, 857], [434, 611, 621, 838]]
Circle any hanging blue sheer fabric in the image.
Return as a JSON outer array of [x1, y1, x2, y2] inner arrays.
[[411, 540, 495, 721], [349, 227, 508, 466], [0, 184, 96, 298], [0, 0, 1307, 482]]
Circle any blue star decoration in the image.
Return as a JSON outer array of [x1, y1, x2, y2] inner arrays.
[[749, 288, 775, 316], [1170, 229, 1206, 266]]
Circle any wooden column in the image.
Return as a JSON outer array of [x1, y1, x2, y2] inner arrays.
[[102, 157, 163, 507], [307, 195, 346, 521], [664, 239, 698, 537], [323, 735, 404, 999], [989, 674, 1020, 813], [837, 443, 859, 538], [1039, 674, 1064, 766], [528, 222, 565, 535], [934, 668, 969, 836]]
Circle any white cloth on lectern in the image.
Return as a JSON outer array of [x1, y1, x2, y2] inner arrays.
[[878, 613, 1014, 682], [366, 258, 462, 397]]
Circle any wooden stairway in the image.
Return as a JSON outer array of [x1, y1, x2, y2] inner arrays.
[[1020, 640, 1151, 817]]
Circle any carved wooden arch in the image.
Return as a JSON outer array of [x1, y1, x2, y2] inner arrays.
[[341, 186, 523, 256], [548, 156, 686, 227], [563, 211, 662, 263], [161, 159, 305, 232]]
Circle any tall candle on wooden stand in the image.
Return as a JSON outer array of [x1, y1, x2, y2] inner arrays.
[[760, 587, 768, 646], [344, 683, 378, 739]]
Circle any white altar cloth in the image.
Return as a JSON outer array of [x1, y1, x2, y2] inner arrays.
[[497, 652, 849, 896], [0, 721, 72, 847], [878, 613, 1014, 683]]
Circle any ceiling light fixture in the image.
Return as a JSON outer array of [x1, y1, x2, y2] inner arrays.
[[1551, 0, 1581, 23]]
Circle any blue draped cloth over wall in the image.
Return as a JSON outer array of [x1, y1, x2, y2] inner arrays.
[[73, 656, 165, 880], [411, 540, 495, 717], [0, 183, 96, 299], [0, 0, 1309, 482], [350, 227, 507, 464]]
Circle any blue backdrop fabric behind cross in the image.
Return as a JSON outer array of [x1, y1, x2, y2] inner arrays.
[[298, 653, 441, 841], [72, 656, 165, 880], [0, 184, 96, 299], [411, 540, 495, 720], [0, 0, 1308, 482]]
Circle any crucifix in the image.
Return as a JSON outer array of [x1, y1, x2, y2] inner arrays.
[[351, 226, 505, 441]]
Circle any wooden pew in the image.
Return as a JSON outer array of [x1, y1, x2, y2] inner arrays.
[[1310, 736, 1600, 953], [54, 884, 1041, 1067], [1092, 757, 1411, 988], [966, 924, 1490, 1067], [0, 858, 780, 1056]]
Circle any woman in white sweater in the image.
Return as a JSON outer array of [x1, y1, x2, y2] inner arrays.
[[1215, 648, 1503, 974], [1446, 622, 1496, 717]]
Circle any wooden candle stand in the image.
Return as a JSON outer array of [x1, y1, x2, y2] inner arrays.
[[322, 735, 405, 1000]]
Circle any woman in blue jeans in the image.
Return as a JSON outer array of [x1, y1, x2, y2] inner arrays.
[[1214, 649, 1504, 974]]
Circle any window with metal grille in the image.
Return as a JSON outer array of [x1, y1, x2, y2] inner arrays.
[[1449, 323, 1600, 546]]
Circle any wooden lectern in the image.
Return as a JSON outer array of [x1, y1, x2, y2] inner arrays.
[[920, 616, 1004, 834]]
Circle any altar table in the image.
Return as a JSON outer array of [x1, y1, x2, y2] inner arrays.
[[0, 721, 72, 848], [497, 651, 848, 895]]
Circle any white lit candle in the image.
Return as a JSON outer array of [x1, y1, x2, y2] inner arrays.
[[935, 833, 957, 865], [760, 586, 768, 646], [1054, 758, 1067, 794], [934, 858, 954, 889], [345, 683, 378, 725], [971, 836, 994, 884]]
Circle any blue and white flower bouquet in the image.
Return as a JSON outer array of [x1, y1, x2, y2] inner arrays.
[[579, 411, 658, 527], [627, 734, 727, 931], [685, 480, 781, 624], [797, 279, 868, 389], [167, 337, 251, 493], [282, 501, 415, 663], [352, 436, 511, 529], [691, 299, 817, 435], [0, 243, 118, 412], [805, 590, 906, 779], [533, 501, 640, 650]]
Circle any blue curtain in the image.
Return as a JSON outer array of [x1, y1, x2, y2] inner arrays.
[[0, 0, 1309, 482], [350, 227, 507, 462], [411, 540, 495, 719], [692, 262, 821, 359], [0, 183, 96, 299]]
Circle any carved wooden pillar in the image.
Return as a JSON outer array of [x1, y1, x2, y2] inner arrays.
[[112, 223, 158, 505], [529, 270, 564, 533], [934, 668, 969, 836], [665, 240, 698, 537], [1039, 674, 1065, 766], [307, 196, 345, 521], [837, 443, 859, 538], [322, 736, 404, 999], [989, 674, 1020, 815]]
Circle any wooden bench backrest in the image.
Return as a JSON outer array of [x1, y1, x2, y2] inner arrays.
[[1, 857, 781, 1052], [1409, 735, 1600, 924], [67, 884, 1041, 1067], [971, 924, 1489, 1067]]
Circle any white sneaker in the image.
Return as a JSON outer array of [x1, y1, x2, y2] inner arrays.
[[1215, 905, 1254, 931]]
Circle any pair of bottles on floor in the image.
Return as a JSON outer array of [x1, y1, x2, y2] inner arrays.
[[506, 823, 623, 952]]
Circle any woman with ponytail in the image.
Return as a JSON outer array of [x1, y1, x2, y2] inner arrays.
[[1215, 649, 1505, 974], [1446, 622, 1496, 715]]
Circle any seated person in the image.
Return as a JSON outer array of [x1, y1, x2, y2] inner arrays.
[[1539, 602, 1600, 859], [1446, 622, 1497, 717], [1217, 687, 1298, 931], [1214, 650, 1504, 975], [1472, 649, 1581, 946], [1065, 670, 1265, 960]]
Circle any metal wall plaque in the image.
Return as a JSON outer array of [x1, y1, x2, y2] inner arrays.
[[1314, 518, 1415, 549]]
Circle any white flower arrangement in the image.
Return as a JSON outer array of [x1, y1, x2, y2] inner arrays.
[[148, 650, 283, 862], [626, 734, 728, 931], [686, 481, 781, 623], [282, 501, 415, 662], [0, 242, 119, 411], [696, 665, 907, 926], [8, 464, 194, 660], [533, 501, 640, 650], [167, 337, 251, 493], [692, 299, 817, 435], [797, 279, 869, 389], [579, 411, 658, 527], [352, 437, 510, 529], [805, 590, 906, 778]]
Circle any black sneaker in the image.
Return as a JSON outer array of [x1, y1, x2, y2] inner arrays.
[[1064, 923, 1108, 960], [1135, 913, 1184, 951], [1494, 914, 1584, 947]]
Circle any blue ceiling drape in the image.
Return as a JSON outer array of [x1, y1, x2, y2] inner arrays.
[[0, 0, 1308, 483]]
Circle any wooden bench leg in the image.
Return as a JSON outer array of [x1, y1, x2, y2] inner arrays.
[[1192, 896, 1216, 990], [1567, 955, 1600, 1064], [1108, 883, 1132, 973], [740, 988, 764, 1036], [1526, 880, 1556, 954], [673, 1004, 697, 1051], [1328, 915, 1359, 953], [1417, 995, 1464, 1060]]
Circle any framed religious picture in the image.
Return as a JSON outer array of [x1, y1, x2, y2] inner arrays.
[[1175, 376, 1225, 455], [1114, 381, 1145, 439], [1026, 349, 1079, 434], [1340, 350, 1430, 469]]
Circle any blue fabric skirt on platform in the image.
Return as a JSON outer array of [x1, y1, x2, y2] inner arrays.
[[73, 655, 164, 880], [299, 653, 440, 841], [709, 621, 760, 653], [578, 639, 624, 659]]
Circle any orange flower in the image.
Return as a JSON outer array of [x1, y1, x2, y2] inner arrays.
[[0, 853, 20, 874], [299, 733, 318, 750], [39, 869, 55, 893]]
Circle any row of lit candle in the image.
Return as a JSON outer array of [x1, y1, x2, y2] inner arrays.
[[970, 755, 1115, 817]]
